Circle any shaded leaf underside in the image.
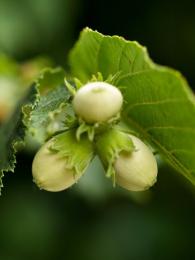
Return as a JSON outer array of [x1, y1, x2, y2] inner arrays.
[[0, 85, 37, 193]]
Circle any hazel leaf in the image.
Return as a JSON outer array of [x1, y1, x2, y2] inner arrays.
[[69, 28, 195, 185]]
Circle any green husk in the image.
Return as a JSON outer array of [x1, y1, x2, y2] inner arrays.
[[95, 128, 135, 184], [50, 130, 94, 176]]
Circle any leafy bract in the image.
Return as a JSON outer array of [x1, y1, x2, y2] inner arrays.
[[29, 85, 72, 142], [51, 130, 94, 174], [27, 68, 72, 143], [69, 28, 195, 185]]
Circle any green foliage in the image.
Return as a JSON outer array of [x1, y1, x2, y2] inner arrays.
[[69, 28, 153, 82], [35, 67, 65, 94], [1, 27, 195, 193], [120, 69, 195, 184], [29, 68, 71, 143], [0, 86, 37, 193], [28, 85, 70, 143], [0, 68, 71, 193], [69, 28, 195, 185]]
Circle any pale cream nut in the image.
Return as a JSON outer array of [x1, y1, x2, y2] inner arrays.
[[114, 135, 158, 191], [32, 139, 83, 192], [73, 82, 123, 123]]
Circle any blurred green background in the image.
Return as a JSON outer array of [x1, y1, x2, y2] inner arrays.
[[1, 0, 195, 259]]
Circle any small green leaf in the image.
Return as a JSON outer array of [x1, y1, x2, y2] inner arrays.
[[28, 68, 72, 143], [35, 67, 66, 94], [29, 85, 71, 143]]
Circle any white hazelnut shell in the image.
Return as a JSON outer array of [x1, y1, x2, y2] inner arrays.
[[73, 82, 123, 123], [32, 139, 83, 192], [114, 135, 158, 191]]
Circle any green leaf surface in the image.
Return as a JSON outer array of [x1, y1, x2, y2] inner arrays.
[[0, 85, 37, 193], [28, 68, 72, 143], [35, 67, 65, 94], [29, 85, 71, 143], [69, 28, 195, 185], [69, 28, 154, 82], [119, 69, 195, 184]]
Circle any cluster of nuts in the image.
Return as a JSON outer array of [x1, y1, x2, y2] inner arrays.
[[32, 82, 158, 192]]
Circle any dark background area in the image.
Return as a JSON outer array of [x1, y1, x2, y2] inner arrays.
[[1, 0, 195, 259]]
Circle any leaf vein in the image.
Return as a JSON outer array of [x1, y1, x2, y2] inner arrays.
[[146, 126, 195, 133], [126, 98, 186, 112]]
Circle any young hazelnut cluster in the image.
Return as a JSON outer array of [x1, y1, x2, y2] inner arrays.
[[32, 82, 158, 192]]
